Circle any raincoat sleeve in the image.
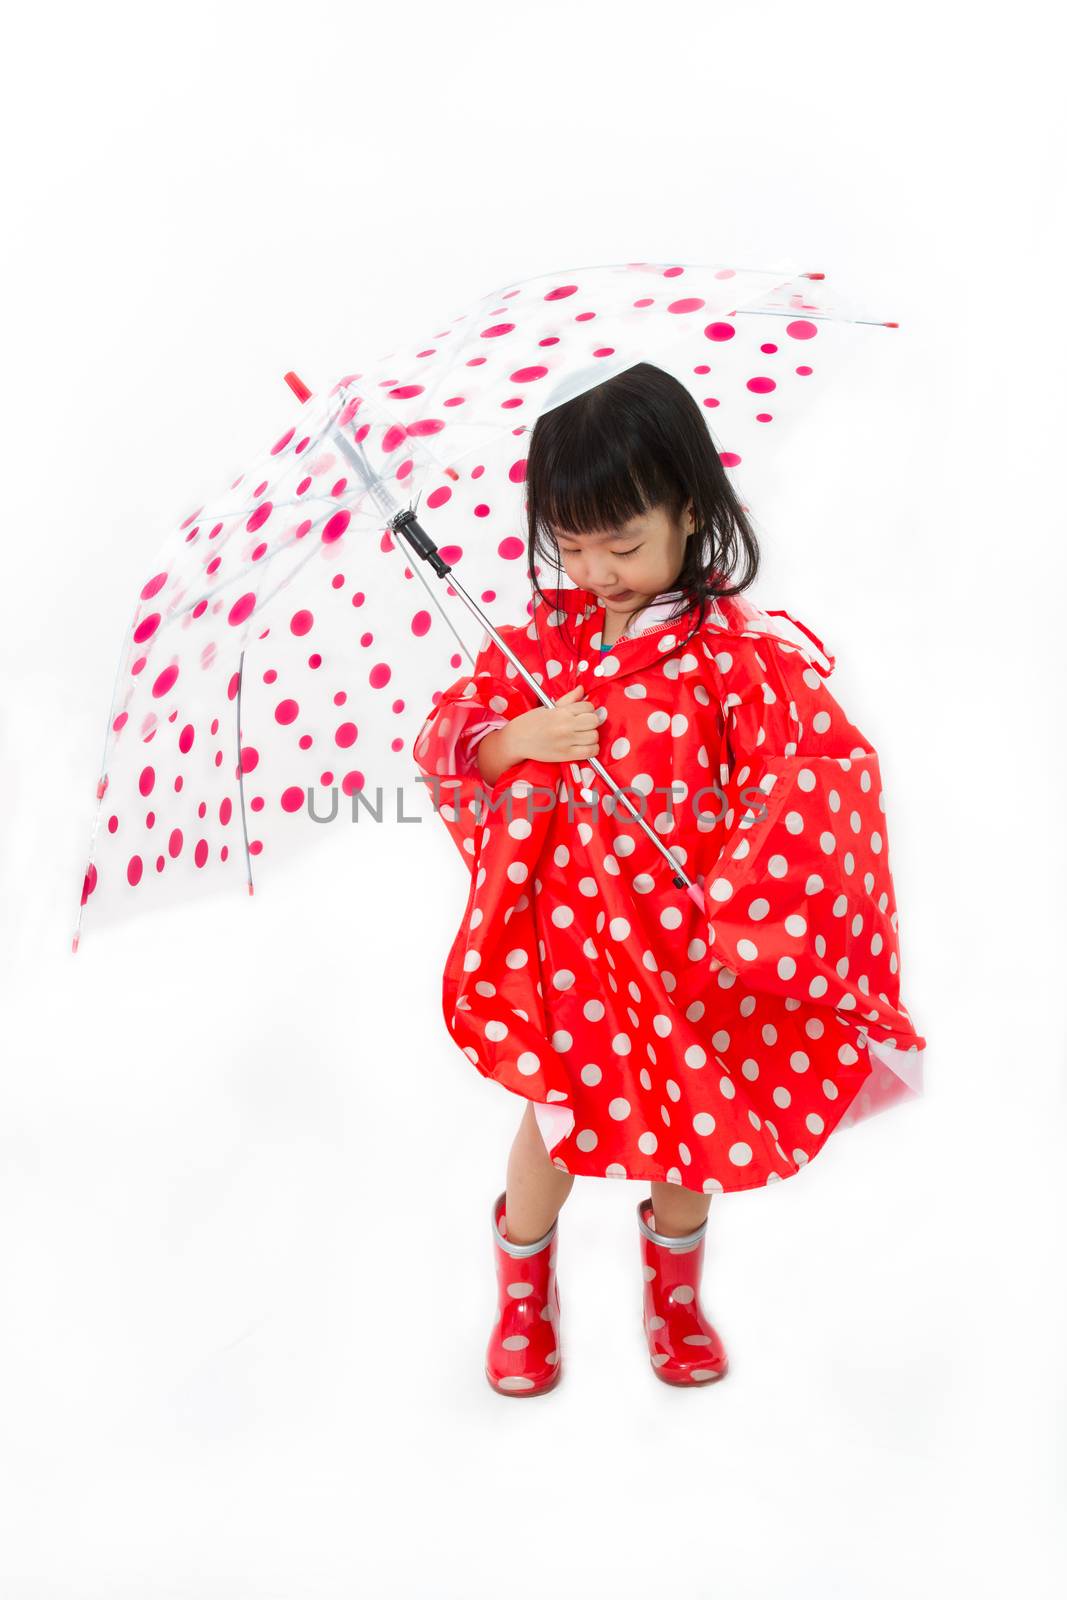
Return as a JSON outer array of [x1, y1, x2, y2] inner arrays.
[[457, 714, 510, 765], [412, 625, 558, 868], [702, 624, 925, 1095]]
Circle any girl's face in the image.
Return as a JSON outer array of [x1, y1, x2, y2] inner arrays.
[[551, 501, 697, 614]]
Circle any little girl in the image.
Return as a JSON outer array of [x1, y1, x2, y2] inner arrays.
[[412, 362, 926, 1395]]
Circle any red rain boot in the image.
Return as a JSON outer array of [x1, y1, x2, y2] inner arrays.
[[637, 1196, 729, 1386], [485, 1190, 562, 1397]]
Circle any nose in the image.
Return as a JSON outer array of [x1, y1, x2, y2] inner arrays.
[[570, 550, 623, 592]]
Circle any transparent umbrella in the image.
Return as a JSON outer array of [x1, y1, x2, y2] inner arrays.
[[73, 259, 895, 951]]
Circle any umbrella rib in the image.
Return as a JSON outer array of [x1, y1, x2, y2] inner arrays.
[[71, 614, 136, 952], [234, 647, 255, 897], [145, 493, 350, 639], [152, 395, 362, 628]]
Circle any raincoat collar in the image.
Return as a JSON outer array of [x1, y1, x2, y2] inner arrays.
[[598, 587, 690, 641], [531, 585, 834, 685], [533, 585, 706, 685]]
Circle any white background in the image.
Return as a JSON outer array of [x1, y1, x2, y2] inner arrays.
[[1, 1, 1064, 1595]]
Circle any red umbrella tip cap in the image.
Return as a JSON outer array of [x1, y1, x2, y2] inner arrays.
[[284, 371, 312, 403]]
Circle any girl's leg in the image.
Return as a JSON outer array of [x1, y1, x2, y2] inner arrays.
[[649, 1182, 711, 1237], [504, 1101, 575, 1244]]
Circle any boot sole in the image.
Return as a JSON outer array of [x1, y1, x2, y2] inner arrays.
[[485, 1364, 563, 1397], [649, 1361, 729, 1386]]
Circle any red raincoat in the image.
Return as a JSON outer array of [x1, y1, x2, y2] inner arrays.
[[413, 585, 925, 1194]]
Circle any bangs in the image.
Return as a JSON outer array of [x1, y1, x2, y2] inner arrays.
[[534, 421, 679, 546]]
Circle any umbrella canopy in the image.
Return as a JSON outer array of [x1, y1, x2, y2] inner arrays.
[[74, 260, 894, 950]]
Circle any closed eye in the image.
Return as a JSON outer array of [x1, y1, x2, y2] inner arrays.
[[560, 545, 642, 557]]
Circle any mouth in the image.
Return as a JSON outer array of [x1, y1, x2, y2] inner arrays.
[[599, 589, 632, 601]]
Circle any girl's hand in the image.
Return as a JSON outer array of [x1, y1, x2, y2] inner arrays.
[[513, 685, 601, 764]]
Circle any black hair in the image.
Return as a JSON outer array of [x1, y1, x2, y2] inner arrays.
[[524, 361, 760, 653]]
